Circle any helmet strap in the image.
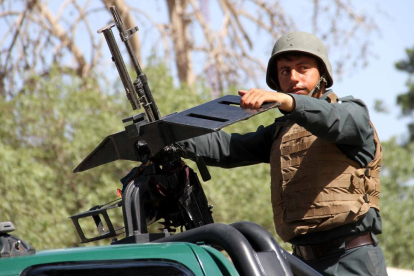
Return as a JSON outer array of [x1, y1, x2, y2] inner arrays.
[[308, 73, 328, 98]]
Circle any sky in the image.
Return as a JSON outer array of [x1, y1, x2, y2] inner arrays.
[[313, 1, 414, 143], [5, 1, 413, 143]]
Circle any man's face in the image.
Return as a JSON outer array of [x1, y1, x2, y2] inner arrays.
[[276, 55, 321, 96]]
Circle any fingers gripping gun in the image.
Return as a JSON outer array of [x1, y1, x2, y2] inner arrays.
[[70, 6, 278, 244]]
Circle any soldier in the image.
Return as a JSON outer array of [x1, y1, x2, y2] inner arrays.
[[178, 31, 387, 275]]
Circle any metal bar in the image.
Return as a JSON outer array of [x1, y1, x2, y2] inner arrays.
[[98, 24, 140, 110], [110, 6, 161, 121], [156, 223, 265, 276]]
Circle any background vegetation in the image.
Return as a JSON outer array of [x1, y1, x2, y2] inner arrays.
[[1, 0, 414, 270]]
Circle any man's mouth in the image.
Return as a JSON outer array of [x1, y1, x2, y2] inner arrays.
[[289, 88, 307, 94]]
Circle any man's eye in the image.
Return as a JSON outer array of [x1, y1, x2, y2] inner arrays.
[[281, 70, 288, 75]]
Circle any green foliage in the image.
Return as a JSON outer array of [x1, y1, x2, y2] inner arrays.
[[395, 48, 414, 75], [144, 58, 212, 113], [378, 139, 414, 269], [373, 99, 390, 114], [0, 67, 134, 249], [395, 47, 414, 142]]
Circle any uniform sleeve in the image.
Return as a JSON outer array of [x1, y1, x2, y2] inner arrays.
[[177, 123, 276, 168], [287, 93, 372, 145], [286, 93, 376, 167]]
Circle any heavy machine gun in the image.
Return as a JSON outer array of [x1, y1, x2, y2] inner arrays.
[[70, 6, 276, 244], [69, 6, 321, 276]]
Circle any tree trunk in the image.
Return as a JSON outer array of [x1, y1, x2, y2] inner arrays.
[[32, 0, 88, 76], [166, 0, 195, 85]]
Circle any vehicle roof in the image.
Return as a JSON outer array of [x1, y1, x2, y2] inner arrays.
[[0, 242, 238, 276]]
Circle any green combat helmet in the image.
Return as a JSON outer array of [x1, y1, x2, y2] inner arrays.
[[266, 31, 333, 92]]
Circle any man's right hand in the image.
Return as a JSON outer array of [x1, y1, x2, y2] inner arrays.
[[238, 89, 295, 112]]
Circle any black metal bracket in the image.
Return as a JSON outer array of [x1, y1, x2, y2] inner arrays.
[[74, 95, 278, 173], [70, 199, 122, 243]]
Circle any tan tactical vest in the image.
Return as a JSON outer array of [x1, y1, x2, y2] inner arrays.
[[270, 95, 382, 242]]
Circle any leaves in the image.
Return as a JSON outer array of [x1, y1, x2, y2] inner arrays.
[[0, 67, 130, 248], [395, 46, 414, 142], [378, 139, 414, 269], [373, 99, 390, 114], [395, 48, 414, 74]]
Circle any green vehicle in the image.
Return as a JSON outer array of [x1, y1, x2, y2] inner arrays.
[[0, 6, 321, 276], [0, 224, 238, 276], [0, 220, 318, 276]]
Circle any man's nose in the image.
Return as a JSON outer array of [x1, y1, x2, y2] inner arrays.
[[290, 69, 300, 83]]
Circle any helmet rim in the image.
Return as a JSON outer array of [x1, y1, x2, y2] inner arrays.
[[266, 32, 333, 91]]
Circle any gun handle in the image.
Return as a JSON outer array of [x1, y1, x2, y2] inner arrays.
[[194, 154, 211, 182]]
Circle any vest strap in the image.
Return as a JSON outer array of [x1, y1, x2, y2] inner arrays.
[[366, 194, 380, 206], [282, 130, 313, 143], [283, 166, 361, 181], [354, 168, 380, 178], [281, 153, 350, 167], [326, 93, 338, 103]]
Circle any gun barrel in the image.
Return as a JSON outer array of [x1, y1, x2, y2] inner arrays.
[[110, 6, 161, 121], [98, 25, 140, 110], [110, 7, 142, 74]]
